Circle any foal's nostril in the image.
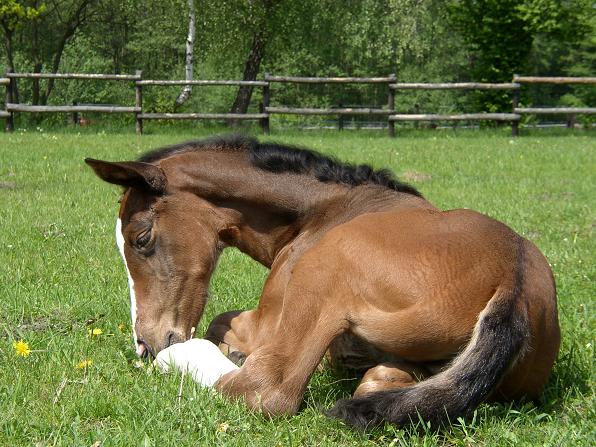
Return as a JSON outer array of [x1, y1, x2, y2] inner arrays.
[[164, 331, 178, 349]]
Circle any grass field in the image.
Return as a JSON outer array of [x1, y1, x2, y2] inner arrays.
[[0, 128, 594, 446]]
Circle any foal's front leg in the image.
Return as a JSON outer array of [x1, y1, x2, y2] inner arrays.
[[214, 288, 347, 416]]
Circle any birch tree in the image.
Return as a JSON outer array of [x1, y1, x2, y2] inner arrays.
[[175, 0, 195, 106]]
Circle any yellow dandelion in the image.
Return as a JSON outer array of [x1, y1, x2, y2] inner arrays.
[[88, 328, 103, 336], [13, 340, 32, 357], [76, 359, 93, 369], [118, 323, 126, 332], [216, 422, 230, 433], [133, 359, 145, 369]]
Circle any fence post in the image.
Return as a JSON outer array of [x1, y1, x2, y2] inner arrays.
[[5, 69, 14, 132], [261, 73, 270, 134], [566, 114, 576, 129], [413, 104, 420, 129], [72, 101, 79, 125], [387, 73, 396, 137], [135, 70, 143, 135], [338, 102, 344, 131], [512, 76, 519, 137]]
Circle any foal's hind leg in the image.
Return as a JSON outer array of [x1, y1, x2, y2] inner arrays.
[[204, 310, 258, 366], [353, 362, 430, 398], [328, 332, 402, 373]]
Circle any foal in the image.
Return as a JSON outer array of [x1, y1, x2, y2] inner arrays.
[[86, 135, 560, 429]]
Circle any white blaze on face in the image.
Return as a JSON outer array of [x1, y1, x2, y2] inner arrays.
[[116, 218, 142, 355]]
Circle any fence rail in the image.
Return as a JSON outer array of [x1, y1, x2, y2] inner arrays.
[[1, 72, 594, 135], [264, 75, 396, 84], [390, 82, 520, 90], [515, 107, 596, 114], [389, 113, 520, 121], [139, 112, 268, 120], [6, 104, 140, 113], [6, 72, 141, 80], [513, 75, 596, 84], [138, 79, 268, 86], [265, 106, 391, 116]]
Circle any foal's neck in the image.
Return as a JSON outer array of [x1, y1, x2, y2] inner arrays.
[[162, 150, 347, 266], [162, 149, 429, 267]]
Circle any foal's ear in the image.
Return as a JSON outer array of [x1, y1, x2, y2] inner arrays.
[[84, 158, 167, 194]]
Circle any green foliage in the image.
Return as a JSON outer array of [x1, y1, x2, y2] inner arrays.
[[449, 0, 532, 82], [448, 0, 531, 112], [448, 0, 592, 112], [0, 0, 593, 124], [526, 0, 595, 123], [0, 0, 44, 32]]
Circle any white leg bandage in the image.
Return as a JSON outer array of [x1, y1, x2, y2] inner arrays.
[[155, 339, 239, 387]]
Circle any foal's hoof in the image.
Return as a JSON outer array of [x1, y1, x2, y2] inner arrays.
[[228, 350, 247, 366]]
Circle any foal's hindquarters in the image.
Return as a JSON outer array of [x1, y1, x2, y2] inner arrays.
[[327, 208, 559, 399], [207, 206, 560, 427]]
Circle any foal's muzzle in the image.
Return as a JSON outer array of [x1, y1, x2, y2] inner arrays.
[[136, 331, 185, 358], [136, 339, 153, 359]]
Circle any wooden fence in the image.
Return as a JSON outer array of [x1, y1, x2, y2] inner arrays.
[[0, 76, 9, 121], [389, 81, 522, 136], [1, 71, 594, 135], [1, 70, 143, 132], [513, 76, 596, 128], [135, 78, 270, 134], [264, 73, 397, 135]]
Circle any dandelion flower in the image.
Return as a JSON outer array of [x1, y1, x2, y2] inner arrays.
[[133, 359, 145, 369], [13, 340, 32, 357], [88, 328, 103, 336], [216, 422, 230, 433], [76, 359, 93, 369], [118, 323, 126, 332]]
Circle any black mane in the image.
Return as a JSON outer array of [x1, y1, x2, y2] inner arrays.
[[138, 135, 421, 197], [137, 134, 250, 163]]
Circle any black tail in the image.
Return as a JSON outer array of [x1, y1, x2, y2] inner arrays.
[[328, 286, 530, 430]]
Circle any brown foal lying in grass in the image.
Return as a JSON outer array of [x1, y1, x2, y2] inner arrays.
[[86, 135, 560, 430]]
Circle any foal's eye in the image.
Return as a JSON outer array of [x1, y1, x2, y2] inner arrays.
[[135, 228, 152, 248]]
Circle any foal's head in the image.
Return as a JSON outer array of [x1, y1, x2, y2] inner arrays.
[[86, 158, 223, 357]]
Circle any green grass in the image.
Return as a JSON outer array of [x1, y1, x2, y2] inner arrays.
[[0, 127, 594, 446]]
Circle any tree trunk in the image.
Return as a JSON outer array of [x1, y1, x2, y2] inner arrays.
[[31, 21, 41, 106], [228, 29, 266, 125], [228, 0, 279, 125], [175, 0, 196, 107], [1, 23, 19, 102], [1, 23, 14, 70], [42, 0, 92, 105], [42, 28, 75, 105]]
